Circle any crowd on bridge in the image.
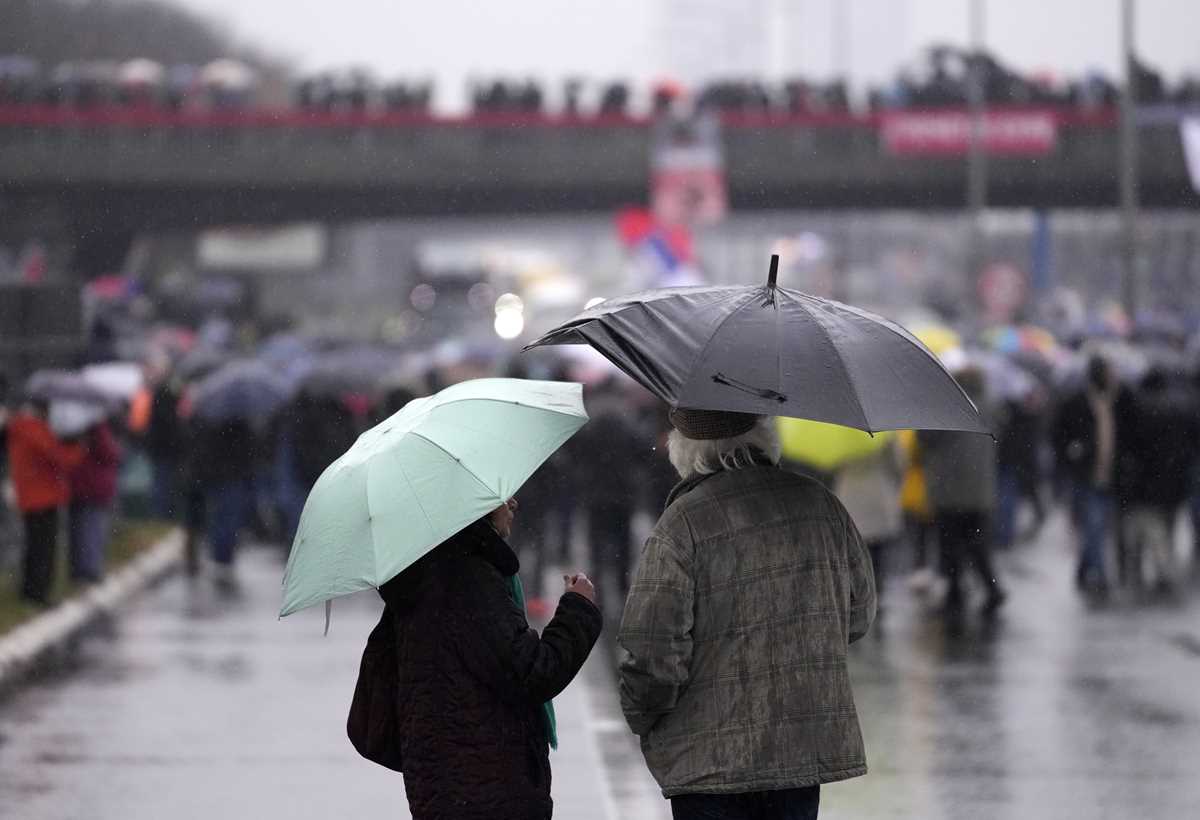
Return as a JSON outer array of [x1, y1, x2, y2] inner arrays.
[[4, 45, 1200, 121], [3, 293, 1200, 616]]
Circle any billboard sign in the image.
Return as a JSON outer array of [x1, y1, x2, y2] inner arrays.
[[197, 223, 326, 271], [881, 110, 1058, 157]]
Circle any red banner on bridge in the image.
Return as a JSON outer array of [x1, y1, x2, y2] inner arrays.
[[880, 110, 1058, 156]]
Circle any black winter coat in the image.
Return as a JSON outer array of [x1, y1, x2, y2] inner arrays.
[[362, 521, 602, 820], [1051, 388, 1135, 492], [1122, 384, 1200, 508]]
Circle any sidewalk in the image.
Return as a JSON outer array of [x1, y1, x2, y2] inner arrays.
[[0, 526, 182, 694], [0, 543, 665, 820]]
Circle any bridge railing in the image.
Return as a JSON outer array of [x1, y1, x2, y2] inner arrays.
[[0, 102, 1121, 132], [0, 103, 1194, 218]]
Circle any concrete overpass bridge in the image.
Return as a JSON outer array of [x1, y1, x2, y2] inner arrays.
[[0, 104, 1196, 252]]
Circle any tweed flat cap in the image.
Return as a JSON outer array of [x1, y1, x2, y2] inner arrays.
[[668, 407, 759, 440]]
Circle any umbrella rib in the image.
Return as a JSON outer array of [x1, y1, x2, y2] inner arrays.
[[418, 395, 577, 416], [392, 396, 581, 442], [806, 299, 982, 431], [407, 429, 509, 496], [843, 306, 980, 417], [774, 292, 783, 409], [678, 290, 763, 406], [376, 452, 442, 581], [417, 420, 551, 461], [794, 295, 873, 432]]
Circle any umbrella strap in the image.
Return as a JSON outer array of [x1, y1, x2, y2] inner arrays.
[[324, 599, 332, 637], [712, 372, 788, 403]]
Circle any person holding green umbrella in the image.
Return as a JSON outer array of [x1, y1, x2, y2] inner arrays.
[[282, 378, 604, 820]]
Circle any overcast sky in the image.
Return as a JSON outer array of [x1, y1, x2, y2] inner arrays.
[[176, 0, 1200, 110]]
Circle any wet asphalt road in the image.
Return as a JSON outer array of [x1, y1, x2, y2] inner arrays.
[[825, 512, 1200, 819], [2, 510, 1199, 820]]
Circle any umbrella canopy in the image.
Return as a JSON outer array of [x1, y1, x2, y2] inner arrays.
[[984, 324, 1060, 360], [200, 58, 256, 90], [175, 346, 231, 383], [527, 256, 986, 434], [118, 58, 165, 87], [778, 417, 895, 471], [82, 362, 143, 403], [257, 335, 318, 391], [280, 378, 588, 617], [27, 370, 118, 410], [192, 359, 292, 427], [971, 350, 1037, 401], [49, 400, 107, 438], [1053, 341, 1151, 390], [258, 333, 316, 367], [0, 56, 39, 78], [293, 347, 398, 397]]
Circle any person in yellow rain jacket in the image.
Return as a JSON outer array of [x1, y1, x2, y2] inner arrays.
[[899, 429, 939, 592]]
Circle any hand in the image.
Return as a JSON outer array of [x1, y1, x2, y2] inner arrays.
[[563, 572, 596, 604]]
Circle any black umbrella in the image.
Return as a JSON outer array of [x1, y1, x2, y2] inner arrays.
[[526, 255, 987, 434]]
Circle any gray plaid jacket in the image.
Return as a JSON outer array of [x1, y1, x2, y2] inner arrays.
[[617, 464, 875, 797]]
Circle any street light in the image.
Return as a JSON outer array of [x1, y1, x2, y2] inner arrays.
[[1119, 0, 1140, 316], [966, 0, 988, 317]]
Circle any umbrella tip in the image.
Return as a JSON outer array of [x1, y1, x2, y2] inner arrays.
[[768, 254, 779, 288]]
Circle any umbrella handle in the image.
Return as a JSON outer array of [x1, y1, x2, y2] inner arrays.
[[768, 254, 779, 288]]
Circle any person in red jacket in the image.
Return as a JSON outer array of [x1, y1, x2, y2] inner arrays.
[[68, 420, 123, 583], [7, 397, 84, 604]]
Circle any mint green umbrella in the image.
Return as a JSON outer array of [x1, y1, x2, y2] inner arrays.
[[280, 378, 588, 617]]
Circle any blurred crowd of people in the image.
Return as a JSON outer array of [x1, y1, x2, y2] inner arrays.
[[0, 55, 260, 110], [1, 391, 122, 604], [0, 310, 673, 605], [5, 45, 1199, 119], [297, 70, 432, 114], [1050, 354, 1200, 595], [825, 329, 1200, 619], [4, 297, 1200, 618], [870, 46, 1200, 111]]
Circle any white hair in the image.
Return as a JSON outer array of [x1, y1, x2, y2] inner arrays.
[[667, 416, 781, 480]]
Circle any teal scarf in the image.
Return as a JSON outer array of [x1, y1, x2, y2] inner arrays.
[[505, 574, 558, 750]]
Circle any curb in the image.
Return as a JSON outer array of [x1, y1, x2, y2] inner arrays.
[[0, 527, 183, 694]]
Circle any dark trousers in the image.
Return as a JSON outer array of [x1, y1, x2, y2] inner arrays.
[[151, 456, 178, 519], [671, 786, 820, 820], [67, 501, 111, 582], [0, 469, 15, 568], [905, 514, 936, 570], [936, 510, 1000, 603], [866, 538, 890, 598], [1071, 483, 1111, 586], [587, 501, 632, 603], [1191, 488, 1200, 576], [21, 507, 60, 604], [206, 479, 251, 566]]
